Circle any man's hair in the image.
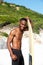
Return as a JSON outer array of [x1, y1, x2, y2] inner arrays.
[[19, 18, 32, 24], [19, 18, 27, 22]]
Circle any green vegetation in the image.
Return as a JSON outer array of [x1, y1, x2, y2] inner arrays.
[[0, 2, 43, 33], [0, 32, 8, 37]]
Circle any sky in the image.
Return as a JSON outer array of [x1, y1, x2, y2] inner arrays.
[[4, 0, 43, 14]]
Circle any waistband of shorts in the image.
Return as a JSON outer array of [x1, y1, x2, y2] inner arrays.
[[11, 48, 21, 52]]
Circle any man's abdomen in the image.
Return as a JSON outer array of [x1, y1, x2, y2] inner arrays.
[[12, 42, 21, 50]]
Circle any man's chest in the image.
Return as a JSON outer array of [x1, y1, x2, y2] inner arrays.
[[16, 32, 23, 40]]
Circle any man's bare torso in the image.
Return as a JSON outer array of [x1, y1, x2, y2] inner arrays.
[[11, 27, 23, 50]]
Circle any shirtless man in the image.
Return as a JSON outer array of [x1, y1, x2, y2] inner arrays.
[[7, 18, 28, 65]]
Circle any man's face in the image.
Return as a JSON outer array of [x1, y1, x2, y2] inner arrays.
[[19, 20, 27, 31]]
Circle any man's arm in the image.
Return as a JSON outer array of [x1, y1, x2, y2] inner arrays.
[[7, 30, 14, 55], [7, 29, 17, 60]]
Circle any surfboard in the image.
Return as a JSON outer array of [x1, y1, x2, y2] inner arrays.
[[27, 19, 34, 65]]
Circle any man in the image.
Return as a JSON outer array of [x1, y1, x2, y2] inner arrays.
[[7, 18, 28, 65]]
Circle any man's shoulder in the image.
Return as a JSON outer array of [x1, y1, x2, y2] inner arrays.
[[10, 27, 19, 34]]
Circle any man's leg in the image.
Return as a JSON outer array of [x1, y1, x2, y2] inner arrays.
[[11, 48, 19, 65], [12, 59, 19, 65], [19, 55, 24, 65]]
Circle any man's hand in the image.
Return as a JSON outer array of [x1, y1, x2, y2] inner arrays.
[[25, 16, 33, 28], [10, 53, 17, 61]]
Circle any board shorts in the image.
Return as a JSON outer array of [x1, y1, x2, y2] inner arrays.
[[11, 48, 24, 65]]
